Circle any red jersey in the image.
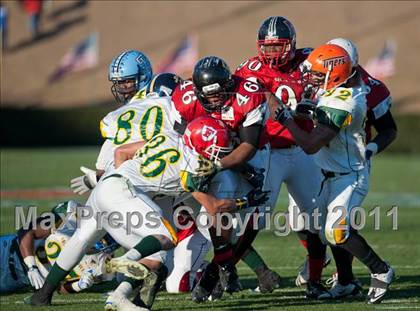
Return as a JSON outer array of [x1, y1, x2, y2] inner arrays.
[[171, 76, 267, 133], [358, 66, 392, 142], [235, 48, 313, 149]]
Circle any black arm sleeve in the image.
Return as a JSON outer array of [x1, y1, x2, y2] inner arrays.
[[238, 124, 262, 148], [370, 110, 397, 132], [173, 117, 188, 135]]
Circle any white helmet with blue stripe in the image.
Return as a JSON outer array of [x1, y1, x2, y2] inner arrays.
[[108, 50, 153, 104]]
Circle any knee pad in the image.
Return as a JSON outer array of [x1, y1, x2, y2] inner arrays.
[[324, 218, 349, 245]]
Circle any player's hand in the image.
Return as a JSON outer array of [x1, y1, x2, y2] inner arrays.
[[77, 269, 95, 290], [27, 266, 45, 290], [295, 99, 316, 118], [195, 156, 222, 177], [70, 166, 98, 195], [274, 103, 293, 124], [244, 187, 270, 207], [241, 164, 265, 188]]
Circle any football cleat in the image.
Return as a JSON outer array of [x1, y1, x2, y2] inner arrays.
[[255, 266, 282, 293], [305, 281, 329, 299], [23, 282, 55, 306], [208, 279, 224, 301], [295, 253, 332, 287], [191, 262, 220, 303], [105, 257, 149, 280], [133, 265, 168, 309], [105, 291, 148, 311], [319, 281, 363, 299], [219, 262, 242, 294], [367, 264, 394, 304], [325, 272, 363, 290]]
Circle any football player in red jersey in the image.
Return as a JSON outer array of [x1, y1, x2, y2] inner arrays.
[[172, 55, 268, 164], [309, 38, 397, 300], [171, 56, 272, 301], [235, 16, 329, 298]]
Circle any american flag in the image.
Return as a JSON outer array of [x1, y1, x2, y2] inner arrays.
[[48, 33, 99, 83], [156, 34, 198, 75], [364, 39, 396, 80]]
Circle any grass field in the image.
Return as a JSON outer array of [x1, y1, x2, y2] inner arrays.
[[1, 148, 420, 310]]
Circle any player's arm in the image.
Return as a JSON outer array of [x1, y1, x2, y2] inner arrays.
[[18, 219, 52, 259], [192, 188, 269, 216], [275, 103, 341, 154], [180, 169, 269, 215], [366, 110, 397, 159], [114, 140, 145, 168], [218, 140, 258, 170], [17, 217, 56, 290], [219, 103, 266, 169], [191, 192, 240, 215]]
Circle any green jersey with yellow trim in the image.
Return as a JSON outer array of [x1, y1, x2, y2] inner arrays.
[[97, 96, 176, 171], [314, 85, 369, 173]]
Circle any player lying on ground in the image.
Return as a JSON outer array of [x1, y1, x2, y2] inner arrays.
[[294, 38, 398, 300], [0, 201, 116, 295], [274, 43, 395, 304]]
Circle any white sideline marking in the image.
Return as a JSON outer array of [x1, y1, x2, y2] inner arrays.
[[375, 307, 420, 310], [237, 264, 420, 271]]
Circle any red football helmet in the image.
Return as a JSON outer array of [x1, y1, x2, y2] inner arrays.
[[183, 116, 233, 162]]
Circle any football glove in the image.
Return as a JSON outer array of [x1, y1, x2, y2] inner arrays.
[[295, 99, 317, 118], [274, 104, 293, 124], [194, 156, 222, 177], [240, 164, 265, 188], [236, 187, 270, 210], [24, 256, 45, 290], [70, 166, 98, 195]]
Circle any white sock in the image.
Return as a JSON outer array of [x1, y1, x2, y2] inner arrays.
[[114, 281, 133, 297], [122, 249, 142, 261]]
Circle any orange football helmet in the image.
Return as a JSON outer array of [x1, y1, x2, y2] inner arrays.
[[302, 44, 352, 91]]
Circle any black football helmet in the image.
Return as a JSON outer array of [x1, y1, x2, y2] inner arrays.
[[257, 16, 296, 67], [192, 56, 235, 112], [145, 73, 183, 98]]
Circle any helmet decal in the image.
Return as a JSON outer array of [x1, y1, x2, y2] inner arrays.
[[201, 125, 217, 142]]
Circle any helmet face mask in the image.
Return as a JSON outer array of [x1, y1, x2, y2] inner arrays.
[[258, 39, 294, 67], [110, 78, 137, 103], [108, 50, 153, 104], [257, 16, 296, 68], [192, 56, 235, 113], [204, 141, 232, 162]]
